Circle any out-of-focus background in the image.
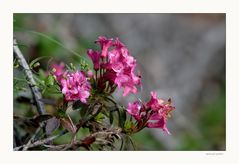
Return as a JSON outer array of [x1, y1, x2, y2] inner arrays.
[[13, 14, 225, 150]]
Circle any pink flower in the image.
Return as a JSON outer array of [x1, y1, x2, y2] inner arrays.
[[146, 92, 164, 110], [114, 37, 125, 48], [108, 50, 123, 72], [103, 37, 141, 96], [115, 74, 138, 96], [86, 70, 94, 78], [109, 40, 141, 96], [88, 36, 141, 96], [114, 66, 141, 96], [146, 92, 175, 134], [87, 49, 101, 70], [52, 63, 65, 82], [126, 101, 142, 121], [126, 91, 175, 134], [103, 69, 117, 84], [60, 71, 91, 103], [95, 36, 113, 57], [147, 117, 170, 134]]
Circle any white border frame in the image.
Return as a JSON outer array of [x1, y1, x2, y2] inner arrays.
[[0, 1, 238, 164]]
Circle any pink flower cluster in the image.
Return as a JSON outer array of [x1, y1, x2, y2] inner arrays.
[[127, 92, 175, 134], [87, 36, 141, 96], [50, 36, 175, 135], [52, 64, 91, 103]]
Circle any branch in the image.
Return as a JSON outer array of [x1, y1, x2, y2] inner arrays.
[[22, 125, 43, 151], [14, 130, 67, 151], [13, 38, 46, 115]]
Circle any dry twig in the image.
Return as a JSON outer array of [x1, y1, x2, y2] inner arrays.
[[13, 38, 46, 115]]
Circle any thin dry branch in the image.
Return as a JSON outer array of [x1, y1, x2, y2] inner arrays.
[[14, 130, 67, 151], [13, 38, 46, 115], [22, 125, 43, 151]]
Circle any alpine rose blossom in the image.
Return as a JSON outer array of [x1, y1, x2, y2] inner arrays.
[[95, 36, 113, 57], [126, 91, 175, 134], [126, 101, 142, 121], [90, 36, 141, 96], [146, 92, 175, 134], [108, 38, 141, 96], [146, 91, 164, 110], [87, 49, 101, 70], [52, 63, 65, 82], [60, 71, 91, 103], [52, 64, 91, 103]]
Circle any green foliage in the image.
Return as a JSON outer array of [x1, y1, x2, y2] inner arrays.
[[94, 113, 105, 122], [45, 75, 55, 86], [29, 56, 49, 69], [124, 120, 134, 132], [57, 108, 66, 118]]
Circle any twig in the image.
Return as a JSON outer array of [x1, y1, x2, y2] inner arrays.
[[13, 38, 46, 115], [43, 144, 68, 150], [22, 124, 44, 151], [14, 130, 67, 151], [15, 128, 123, 151]]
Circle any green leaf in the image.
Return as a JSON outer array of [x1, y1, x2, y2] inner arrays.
[[124, 120, 134, 131], [109, 111, 114, 125], [70, 63, 76, 71], [120, 108, 126, 124], [80, 106, 88, 118], [29, 56, 49, 69], [118, 106, 126, 128], [14, 63, 19, 68], [13, 58, 19, 68], [33, 62, 40, 68], [94, 113, 105, 121], [45, 75, 55, 86], [38, 69, 47, 80], [65, 64, 71, 71], [57, 108, 66, 118]]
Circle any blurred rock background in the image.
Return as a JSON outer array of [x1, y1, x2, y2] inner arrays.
[[13, 13, 225, 150]]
